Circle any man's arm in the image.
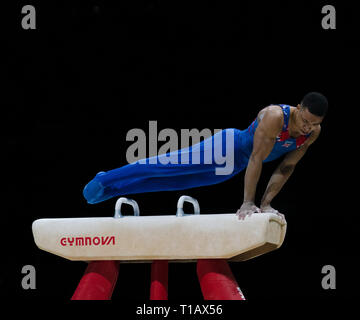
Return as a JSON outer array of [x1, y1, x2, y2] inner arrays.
[[260, 127, 321, 211], [237, 106, 283, 219]]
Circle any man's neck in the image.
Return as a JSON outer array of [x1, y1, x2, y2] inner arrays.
[[288, 107, 302, 138]]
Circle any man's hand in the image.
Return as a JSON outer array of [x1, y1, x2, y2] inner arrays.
[[236, 201, 261, 220], [260, 204, 286, 221]]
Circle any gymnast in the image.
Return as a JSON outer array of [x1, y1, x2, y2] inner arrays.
[[83, 92, 328, 221]]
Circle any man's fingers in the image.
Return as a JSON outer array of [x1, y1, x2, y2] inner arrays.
[[238, 212, 248, 220], [236, 210, 259, 220], [278, 213, 285, 220], [237, 211, 248, 220], [236, 205, 263, 220]]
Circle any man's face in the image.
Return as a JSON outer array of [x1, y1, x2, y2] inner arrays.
[[296, 104, 324, 135]]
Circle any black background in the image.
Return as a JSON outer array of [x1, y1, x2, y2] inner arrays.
[[2, 0, 358, 309]]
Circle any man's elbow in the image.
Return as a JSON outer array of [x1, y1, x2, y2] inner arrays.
[[279, 163, 295, 175], [249, 152, 264, 166]]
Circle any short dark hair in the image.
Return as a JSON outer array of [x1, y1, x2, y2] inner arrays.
[[301, 92, 328, 117]]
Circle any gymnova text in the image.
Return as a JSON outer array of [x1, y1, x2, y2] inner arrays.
[[60, 236, 115, 246], [126, 121, 234, 175]]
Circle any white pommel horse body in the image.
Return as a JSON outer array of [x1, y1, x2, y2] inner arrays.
[[32, 195, 287, 300]]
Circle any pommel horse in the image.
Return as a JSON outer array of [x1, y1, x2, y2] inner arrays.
[[32, 195, 287, 300]]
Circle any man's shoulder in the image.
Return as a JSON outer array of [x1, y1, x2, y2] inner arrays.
[[261, 105, 284, 125], [256, 105, 284, 136], [261, 105, 284, 119]]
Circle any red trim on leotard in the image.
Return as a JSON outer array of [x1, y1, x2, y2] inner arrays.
[[296, 135, 308, 148], [277, 130, 290, 141]]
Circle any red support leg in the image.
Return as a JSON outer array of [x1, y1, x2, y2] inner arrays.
[[197, 259, 245, 300], [71, 261, 119, 300], [150, 260, 168, 300]]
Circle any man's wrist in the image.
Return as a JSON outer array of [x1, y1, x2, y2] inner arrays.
[[260, 201, 271, 208], [243, 199, 255, 205], [260, 194, 272, 207]]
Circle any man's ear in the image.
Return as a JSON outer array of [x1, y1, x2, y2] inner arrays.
[[296, 104, 302, 110]]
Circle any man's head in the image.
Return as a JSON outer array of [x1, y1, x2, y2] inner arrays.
[[296, 92, 328, 135], [300, 92, 328, 117]]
